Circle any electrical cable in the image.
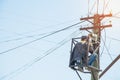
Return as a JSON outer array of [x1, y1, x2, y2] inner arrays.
[[0, 21, 85, 54], [0, 32, 50, 44], [0, 25, 82, 44], [88, 0, 90, 16], [97, 0, 99, 14], [0, 18, 79, 41], [100, 29, 106, 56], [20, 18, 80, 35], [90, 1, 96, 14], [0, 30, 81, 80], [101, 35, 113, 61], [108, 37, 120, 42], [113, 12, 120, 16], [102, 0, 106, 14], [3, 12, 79, 32], [104, 0, 111, 12], [110, 12, 120, 19], [112, 16, 120, 19]]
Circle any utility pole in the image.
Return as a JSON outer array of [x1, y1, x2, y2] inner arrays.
[[80, 13, 112, 80]]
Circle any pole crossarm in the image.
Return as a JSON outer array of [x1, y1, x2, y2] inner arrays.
[[80, 13, 112, 21], [80, 24, 112, 30], [80, 16, 94, 20]]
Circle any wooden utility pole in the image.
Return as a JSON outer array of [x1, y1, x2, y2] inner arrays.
[[80, 13, 112, 80]]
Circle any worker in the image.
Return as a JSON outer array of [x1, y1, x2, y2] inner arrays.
[[88, 33, 99, 80], [70, 35, 93, 71], [88, 33, 98, 66]]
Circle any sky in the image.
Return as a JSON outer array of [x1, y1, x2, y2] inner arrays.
[[0, 0, 120, 80]]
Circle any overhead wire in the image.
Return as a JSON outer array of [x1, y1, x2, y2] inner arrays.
[[0, 18, 79, 41], [102, 0, 106, 14], [101, 34, 113, 61], [88, 0, 90, 16], [0, 25, 82, 44], [113, 12, 120, 16], [1, 11, 79, 32], [108, 37, 120, 42], [20, 18, 80, 35], [110, 12, 120, 19], [97, 0, 99, 14], [112, 16, 120, 19], [0, 21, 85, 55], [0, 30, 81, 80], [89, 0, 97, 14], [0, 28, 23, 36], [101, 36, 120, 73], [0, 32, 51, 44], [89, 0, 112, 16], [99, 0, 120, 63], [100, 29, 106, 56], [89, 0, 96, 14], [103, 0, 112, 16], [98, 0, 112, 58], [98, 3, 113, 59], [104, 0, 111, 12]]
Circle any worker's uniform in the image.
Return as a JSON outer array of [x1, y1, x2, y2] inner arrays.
[[69, 41, 88, 69]]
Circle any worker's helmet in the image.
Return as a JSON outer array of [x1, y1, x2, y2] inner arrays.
[[81, 36, 88, 41]]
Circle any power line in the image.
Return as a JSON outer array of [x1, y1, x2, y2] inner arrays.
[[0, 30, 81, 80], [104, 0, 111, 12], [111, 12, 120, 19], [1, 18, 79, 41], [108, 37, 120, 42], [19, 18, 80, 35], [100, 29, 106, 56], [0, 31, 57, 44], [89, 0, 96, 14], [112, 16, 120, 19], [101, 35, 113, 61], [0, 32, 49, 43], [0, 25, 81, 44], [0, 21, 84, 55], [102, 0, 106, 14], [114, 11, 120, 16], [88, 0, 90, 16], [97, 0, 99, 14], [2, 11, 79, 33]]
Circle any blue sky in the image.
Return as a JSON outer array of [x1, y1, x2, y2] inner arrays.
[[0, 0, 120, 80]]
